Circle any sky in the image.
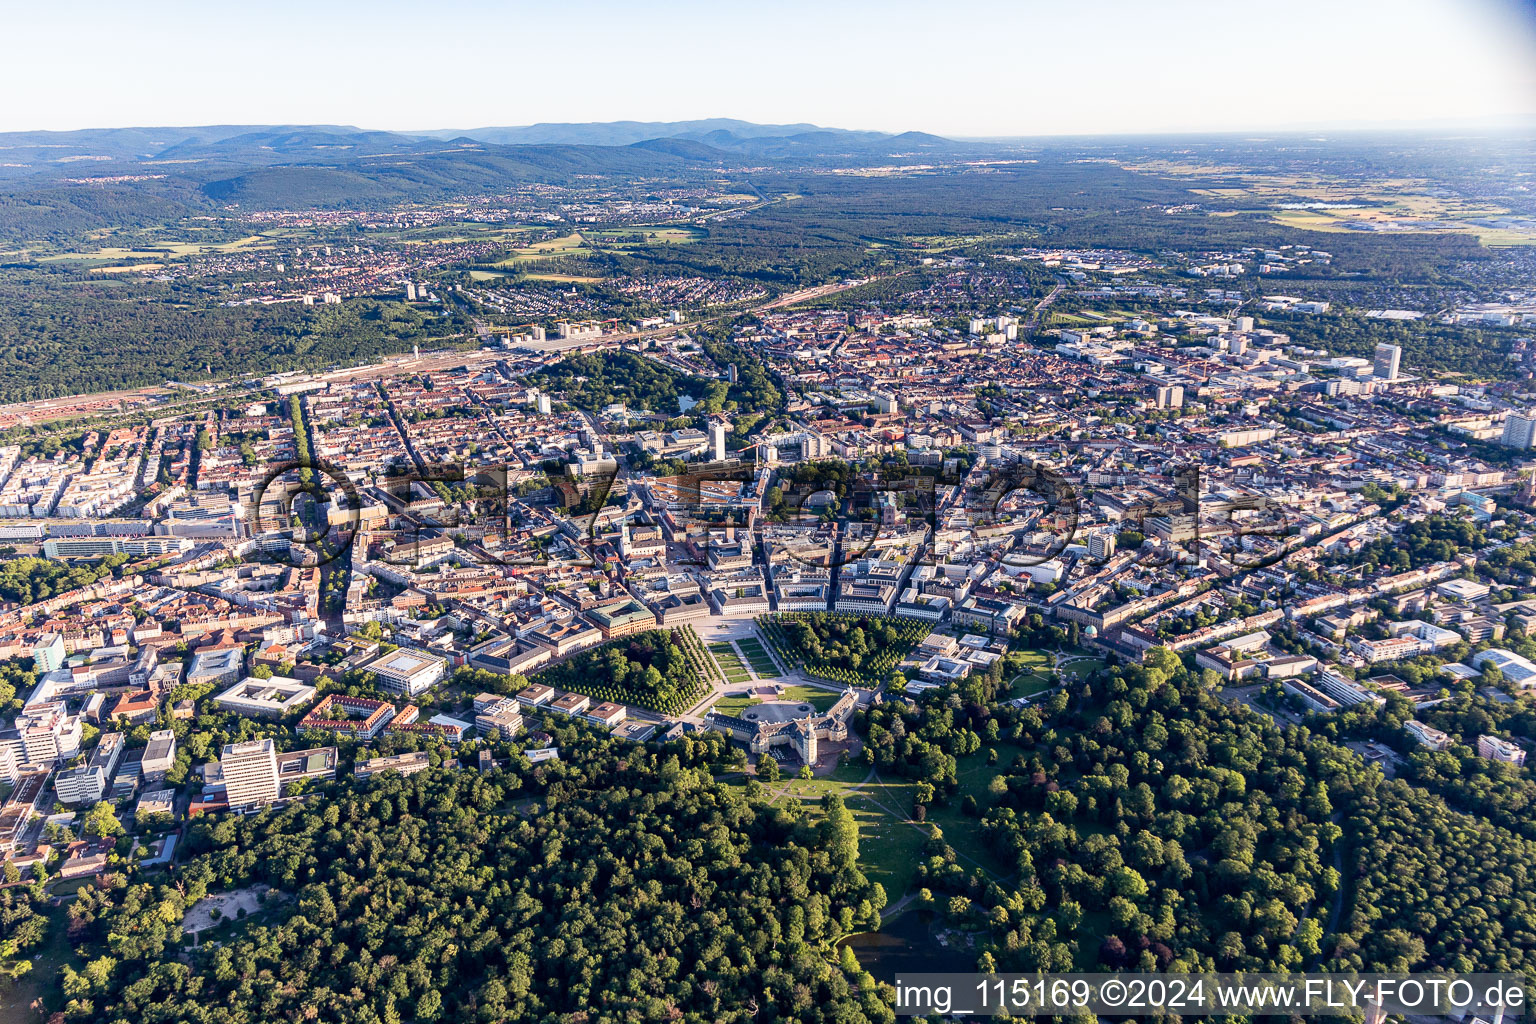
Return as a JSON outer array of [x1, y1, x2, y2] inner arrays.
[[4, 0, 1536, 137]]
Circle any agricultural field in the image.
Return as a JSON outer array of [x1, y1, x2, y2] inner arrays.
[[1129, 158, 1536, 245], [36, 234, 274, 263], [585, 226, 704, 247], [523, 272, 605, 283]]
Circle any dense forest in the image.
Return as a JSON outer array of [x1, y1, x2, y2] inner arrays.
[[0, 886, 50, 990], [53, 729, 894, 1024], [0, 554, 121, 604], [855, 646, 1536, 977], [0, 285, 468, 401], [1261, 309, 1526, 380]]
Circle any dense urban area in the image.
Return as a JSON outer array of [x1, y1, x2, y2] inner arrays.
[[0, 119, 1534, 1022]]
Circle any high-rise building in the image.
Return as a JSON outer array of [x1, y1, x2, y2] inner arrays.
[[1374, 343, 1402, 380], [7, 701, 84, 767], [1155, 385, 1184, 409], [1088, 532, 1117, 560], [31, 632, 64, 673], [1502, 413, 1536, 449], [221, 738, 280, 812], [709, 420, 728, 462]]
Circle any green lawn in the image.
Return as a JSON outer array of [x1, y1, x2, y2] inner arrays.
[[712, 692, 761, 717], [760, 749, 1015, 899], [709, 643, 754, 683], [780, 684, 844, 711], [1008, 672, 1055, 698], [736, 636, 782, 678], [762, 761, 935, 898], [920, 752, 1014, 879], [1059, 655, 1106, 680]]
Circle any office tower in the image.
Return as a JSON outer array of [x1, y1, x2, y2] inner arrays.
[[1374, 343, 1402, 380], [221, 738, 280, 812], [709, 420, 728, 462], [1502, 413, 1536, 449]]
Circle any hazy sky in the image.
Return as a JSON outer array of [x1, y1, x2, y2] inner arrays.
[[5, 0, 1535, 136]]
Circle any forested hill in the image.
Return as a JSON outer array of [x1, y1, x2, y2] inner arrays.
[[55, 729, 894, 1024]]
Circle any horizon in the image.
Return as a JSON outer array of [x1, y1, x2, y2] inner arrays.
[[5, 113, 1536, 143], [4, 0, 1535, 137]]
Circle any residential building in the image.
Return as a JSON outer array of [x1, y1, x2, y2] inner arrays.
[[1501, 413, 1536, 450]]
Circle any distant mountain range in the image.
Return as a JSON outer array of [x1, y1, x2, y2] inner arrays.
[[0, 120, 977, 239], [0, 119, 964, 176]]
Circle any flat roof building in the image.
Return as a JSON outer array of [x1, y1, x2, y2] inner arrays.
[[221, 739, 280, 813], [141, 729, 177, 783], [363, 648, 446, 697], [214, 676, 318, 718]]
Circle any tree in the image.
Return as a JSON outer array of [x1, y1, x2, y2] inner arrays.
[[757, 755, 780, 784], [80, 803, 123, 840], [820, 794, 859, 870]]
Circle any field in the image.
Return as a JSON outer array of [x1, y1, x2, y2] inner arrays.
[[36, 234, 273, 263], [779, 684, 844, 712], [1058, 653, 1106, 680], [523, 272, 605, 283], [585, 226, 704, 247], [712, 691, 762, 717]]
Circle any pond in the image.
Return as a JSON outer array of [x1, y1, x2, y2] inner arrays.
[[838, 908, 978, 979]]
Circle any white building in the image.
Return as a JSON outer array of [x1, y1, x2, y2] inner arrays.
[[141, 729, 177, 782], [1477, 734, 1526, 766], [1470, 649, 1536, 688], [214, 676, 319, 718], [709, 420, 728, 462], [4, 701, 84, 767], [1405, 719, 1452, 751], [362, 649, 447, 697], [1502, 413, 1536, 450], [221, 738, 281, 813]]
